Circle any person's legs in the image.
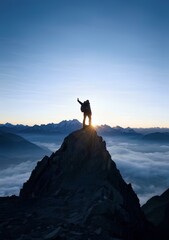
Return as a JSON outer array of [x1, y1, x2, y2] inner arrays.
[[83, 113, 87, 128], [88, 114, 92, 126]]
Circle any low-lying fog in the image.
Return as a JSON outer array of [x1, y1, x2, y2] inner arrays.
[[1, 133, 169, 205]]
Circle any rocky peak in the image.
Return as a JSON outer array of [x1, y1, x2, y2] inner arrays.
[[18, 127, 153, 239], [20, 127, 130, 197]]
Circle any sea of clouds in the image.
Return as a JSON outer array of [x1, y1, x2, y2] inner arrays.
[[105, 137, 169, 204], [0, 134, 169, 205], [0, 160, 37, 196]]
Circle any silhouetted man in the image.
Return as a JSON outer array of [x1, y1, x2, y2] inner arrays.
[[77, 98, 92, 128]]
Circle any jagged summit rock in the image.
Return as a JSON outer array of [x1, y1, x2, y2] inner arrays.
[[20, 127, 133, 198], [18, 127, 152, 240], [20, 127, 121, 197]]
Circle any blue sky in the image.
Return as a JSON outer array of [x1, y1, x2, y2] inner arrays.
[[0, 0, 169, 127]]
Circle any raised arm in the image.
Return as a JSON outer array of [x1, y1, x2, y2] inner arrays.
[[77, 98, 83, 105]]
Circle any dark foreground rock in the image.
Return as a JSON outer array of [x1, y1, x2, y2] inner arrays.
[[142, 188, 169, 240], [0, 128, 155, 239]]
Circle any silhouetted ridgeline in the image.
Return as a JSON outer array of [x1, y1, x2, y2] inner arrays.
[[0, 131, 51, 168], [0, 127, 168, 239], [1, 120, 169, 142]]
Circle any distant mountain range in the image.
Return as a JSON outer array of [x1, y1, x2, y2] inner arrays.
[[134, 127, 169, 134], [1, 119, 169, 142], [0, 119, 143, 137], [0, 131, 51, 168], [142, 132, 169, 143], [0, 120, 82, 134], [96, 124, 141, 138]]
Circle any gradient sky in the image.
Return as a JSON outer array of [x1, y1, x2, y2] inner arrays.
[[0, 0, 169, 127]]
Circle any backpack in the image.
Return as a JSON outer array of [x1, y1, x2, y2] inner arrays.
[[81, 105, 85, 112], [80, 101, 89, 112]]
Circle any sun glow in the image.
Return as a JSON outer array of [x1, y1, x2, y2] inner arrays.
[[91, 118, 99, 128]]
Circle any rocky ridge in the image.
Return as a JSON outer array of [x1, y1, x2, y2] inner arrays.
[[0, 127, 155, 239], [142, 188, 169, 239]]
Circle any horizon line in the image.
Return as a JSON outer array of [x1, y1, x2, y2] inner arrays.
[[1, 120, 169, 129]]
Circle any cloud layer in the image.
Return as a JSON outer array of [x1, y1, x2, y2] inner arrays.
[[105, 137, 169, 205], [0, 135, 169, 205], [0, 161, 37, 196]]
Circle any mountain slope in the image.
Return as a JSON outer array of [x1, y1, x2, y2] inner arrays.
[[19, 127, 152, 240], [142, 188, 169, 240], [0, 131, 51, 167]]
